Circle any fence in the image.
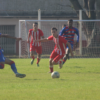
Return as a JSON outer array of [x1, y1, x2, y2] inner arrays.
[[19, 19, 100, 58]]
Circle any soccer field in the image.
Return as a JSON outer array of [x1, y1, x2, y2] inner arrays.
[[0, 58, 100, 100]]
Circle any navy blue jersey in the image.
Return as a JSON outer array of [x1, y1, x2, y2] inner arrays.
[[59, 26, 79, 45]]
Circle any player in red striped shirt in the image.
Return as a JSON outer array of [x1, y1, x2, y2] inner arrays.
[[27, 22, 44, 66], [35, 27, 73, 73]]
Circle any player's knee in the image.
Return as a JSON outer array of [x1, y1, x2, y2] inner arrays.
[[9, 61, 15, 65], [0, 63, 4, 69], [49, 59, 53, 64], [30, 52, 34, 57], [52, 60, 55, 65], [49, 59, 52, 63], [30, 54, 33, 57], [37, 54, 41, 59]]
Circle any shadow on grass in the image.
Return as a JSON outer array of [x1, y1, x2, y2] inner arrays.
[[25, 79, 41, 80], [73, 66, 85, 68], [25, 78, 68, 81], [64, 66, 85, 69], [60, 79, 68, 81]]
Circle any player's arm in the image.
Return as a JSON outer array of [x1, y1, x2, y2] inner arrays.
[[66, 42, 73, 57], [40, 29, 44, 39], [35, 38, 49, 42], [0, 34, 22, 40], [59, 27, 65, 36], [35, 35, 53, 42], [60, 36, 73, 57]]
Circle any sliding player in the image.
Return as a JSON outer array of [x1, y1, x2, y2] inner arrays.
[[27, 22, 44, 66], [59, 19, 79, 64], [0, 33, 26, 78], [35, 27, 73, 73]]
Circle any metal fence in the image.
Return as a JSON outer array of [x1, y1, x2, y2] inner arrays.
[[19, 20, 100, 58]]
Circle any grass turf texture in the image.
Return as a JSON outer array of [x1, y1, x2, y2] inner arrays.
[[0, 58, 100, 100]]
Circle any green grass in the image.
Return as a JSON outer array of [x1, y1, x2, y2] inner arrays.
[[0, 58, 100, 100]]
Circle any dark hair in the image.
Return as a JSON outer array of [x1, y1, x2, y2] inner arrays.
[[51, 27, 57, 31], [33, 22, 38, 25], [68, 19, 73, 22]]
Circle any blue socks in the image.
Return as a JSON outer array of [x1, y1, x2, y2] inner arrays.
[[10, 61, 18, 74]]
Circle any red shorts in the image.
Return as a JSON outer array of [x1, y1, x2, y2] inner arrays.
[[50, 50, 64, 63], [30, 45, 42, 54]]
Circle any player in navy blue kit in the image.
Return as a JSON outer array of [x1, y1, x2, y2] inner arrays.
[[0, 33, 26, 78], [59, 19, 79, 64]]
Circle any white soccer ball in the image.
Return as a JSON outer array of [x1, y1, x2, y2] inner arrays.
[[51, 71, 60, 78]]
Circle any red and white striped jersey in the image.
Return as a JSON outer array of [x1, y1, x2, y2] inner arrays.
[[29, 29, 44, 46], [48, 35, 68, 55]]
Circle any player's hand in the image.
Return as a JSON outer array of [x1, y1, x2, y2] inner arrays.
[[16, 38, 22, 41]]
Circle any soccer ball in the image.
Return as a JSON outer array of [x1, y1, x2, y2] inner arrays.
[[51, 71, 60, 78]]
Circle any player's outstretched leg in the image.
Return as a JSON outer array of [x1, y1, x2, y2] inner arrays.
[[58, 60, 63, 69], [36, 54, 41, 67], [49, 67, 53, 73], [37, 58, 41, 67], [63, 54, 69, 64], [49, 59, 53, 73], [5, 58, 26, 78], [30, 55, 35, 65], [31, 57, 34, 65], [36, 58, 40, 67], [30, 51, 35, 65], [52, 60, 63, 69], [10, 61, 26, 78], [63, 48, 70, 64]]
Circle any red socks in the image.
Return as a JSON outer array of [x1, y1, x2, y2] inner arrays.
[[31, 56, 41, 64], [37, 58, 40, 64], [49, 67, 53, 73]]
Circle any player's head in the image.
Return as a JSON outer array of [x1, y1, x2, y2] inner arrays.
[[68, 19, 73, 28], [62, 24, 66, 29], [33, 22, 38, 31], [51, 27, 58, 38]]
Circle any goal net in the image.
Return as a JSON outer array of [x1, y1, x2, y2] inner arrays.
[[19, 20, 100, 58]]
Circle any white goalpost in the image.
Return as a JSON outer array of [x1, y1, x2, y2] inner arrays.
[[19, 20, 100, 58]]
